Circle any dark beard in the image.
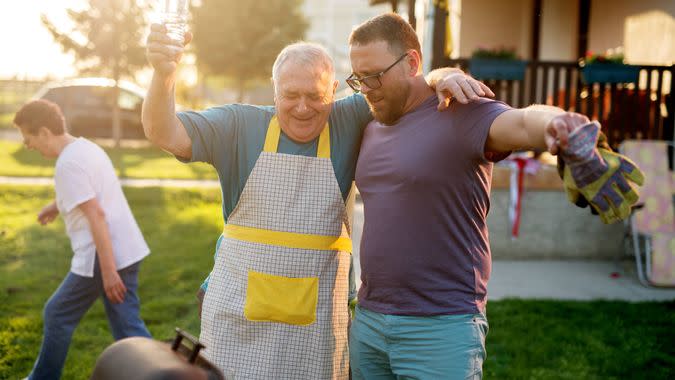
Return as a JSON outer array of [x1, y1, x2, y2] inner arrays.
[[369, 102, 405, 125], [366, 81, 410, 126]]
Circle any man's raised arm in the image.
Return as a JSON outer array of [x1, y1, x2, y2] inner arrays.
[[142, 23, 192, 160]]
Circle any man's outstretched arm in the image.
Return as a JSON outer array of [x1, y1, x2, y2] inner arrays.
[[485, 105, 589, 154], [486, 106, 644, 224]]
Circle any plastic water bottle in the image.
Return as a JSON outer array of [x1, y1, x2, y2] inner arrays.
[[161, 0, 188, 44]]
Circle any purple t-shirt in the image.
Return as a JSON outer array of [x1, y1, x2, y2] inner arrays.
[[355, 96, 511, 316]]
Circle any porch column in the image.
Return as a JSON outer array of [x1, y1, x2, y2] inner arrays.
[[578, 0, 591, 59], [408, 0, 417, 30], [431, 0, 448, 69], [531, 0, 542, 60]]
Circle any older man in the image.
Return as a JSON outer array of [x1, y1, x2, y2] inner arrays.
[[347, 13, 643, 380], [144, 23, 489, 378]]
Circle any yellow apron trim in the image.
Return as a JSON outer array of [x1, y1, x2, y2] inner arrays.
[[263, 116, 330, 158], [316, 125, 330, 159], [263, 116, 282, 153], [223, 224, 352, 253], [244, 270, 318, 326]]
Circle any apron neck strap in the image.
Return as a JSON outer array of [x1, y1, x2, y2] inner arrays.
[[263, 116, 330, 159]]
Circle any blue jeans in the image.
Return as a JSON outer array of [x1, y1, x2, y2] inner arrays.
[[350, 306, 489, 380], [28, 259, 151, 380]]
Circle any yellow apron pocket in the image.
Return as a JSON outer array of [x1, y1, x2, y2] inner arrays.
[[244, 270, 318, 326]]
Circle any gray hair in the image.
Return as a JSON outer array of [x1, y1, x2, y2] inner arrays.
[[271, 42, 335, 86]]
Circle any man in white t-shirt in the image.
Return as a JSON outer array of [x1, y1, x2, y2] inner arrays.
[[14, 99, 152, 380]]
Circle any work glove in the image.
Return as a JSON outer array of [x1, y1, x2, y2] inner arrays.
[[557, 125, 611, 212], [557, 122, 644, 224]]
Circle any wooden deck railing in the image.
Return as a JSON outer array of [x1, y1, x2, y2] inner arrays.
[[437, 58, 674, 149]]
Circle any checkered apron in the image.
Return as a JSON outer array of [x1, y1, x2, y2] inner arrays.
[[200, 116, 352, 379]]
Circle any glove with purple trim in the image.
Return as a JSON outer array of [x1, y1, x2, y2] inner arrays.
[[556, 125, 611, 213], [559, 121, 644, 224]]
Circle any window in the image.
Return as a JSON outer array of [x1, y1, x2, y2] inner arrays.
[[118, 89, 142, 110]]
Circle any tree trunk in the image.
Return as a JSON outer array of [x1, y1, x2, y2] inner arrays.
[[112, 44, 122, 148], [197, 72, 207, 109], [237, 77, 246, 103]]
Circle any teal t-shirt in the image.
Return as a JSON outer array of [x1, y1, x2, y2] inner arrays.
[[180, 94, 372, 301], [177, 94, 372, 222]]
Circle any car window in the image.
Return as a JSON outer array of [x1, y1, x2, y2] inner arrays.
[[119, 89, 142, 110], [79, 86, 112, 107], [39, 83, 144, 111], [41, 87, 68, 104]]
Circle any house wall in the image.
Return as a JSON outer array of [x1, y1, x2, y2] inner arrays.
[[458, 0, 674, 64], [539, 0, 578, 61], [459, 0, 533, 59], [589, 0, 675, 65]]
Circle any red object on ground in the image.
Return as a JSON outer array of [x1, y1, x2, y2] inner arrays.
[[511, 157, 527, 238]]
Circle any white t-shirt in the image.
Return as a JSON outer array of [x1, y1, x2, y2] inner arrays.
[[54, 138, 150, 277]]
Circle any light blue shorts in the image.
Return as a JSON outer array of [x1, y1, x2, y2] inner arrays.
[[350, 305, 489, 380]]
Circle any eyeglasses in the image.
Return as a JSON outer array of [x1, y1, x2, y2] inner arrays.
[[346, 53, 408, 92]]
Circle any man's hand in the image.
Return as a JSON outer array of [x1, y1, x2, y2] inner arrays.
[[146, 23, 193, 76], [37, 202, 59, 225], [559, 122, 644, 223], [435, 73, 495, 110], [544, 112, 592, 154], [102, 268, 127, 304], [426, 68, 495, 110]]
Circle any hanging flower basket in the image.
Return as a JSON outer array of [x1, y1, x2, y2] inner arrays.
[[469, 58, 527, 81], [581, 63, 640, 84]]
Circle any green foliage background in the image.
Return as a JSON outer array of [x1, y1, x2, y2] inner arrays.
[[191, 0, 308, 100]]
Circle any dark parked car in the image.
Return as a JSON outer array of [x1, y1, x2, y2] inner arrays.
[[33, 78, 146, 139]]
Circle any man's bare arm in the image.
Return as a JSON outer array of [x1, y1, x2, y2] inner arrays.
[[142, 73, 192, 159], [486, 105, 591, 154], [142, 23, 193, 159], [79, 198, 126, 304]]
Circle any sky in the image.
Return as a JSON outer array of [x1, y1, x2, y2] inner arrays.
[[0, 1, 88, 79], [0, 1, 169, 81], [0, 0, 198, 86]]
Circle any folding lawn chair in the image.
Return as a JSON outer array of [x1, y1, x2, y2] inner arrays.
[[620, 140, 675, 287]]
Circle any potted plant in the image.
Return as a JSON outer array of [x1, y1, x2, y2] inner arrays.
[[580, 49, 640, 84], [469, 46, 527, 81]]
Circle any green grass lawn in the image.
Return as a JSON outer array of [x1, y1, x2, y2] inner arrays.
[[1, 185, 674, 379], [0, 184, 222, 378], [0, 113, 13, 129], [0, 140, 217, 179]]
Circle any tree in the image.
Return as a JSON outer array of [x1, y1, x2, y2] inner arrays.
[[191, 0, 308, 102], [42, 0, 150, 147]]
